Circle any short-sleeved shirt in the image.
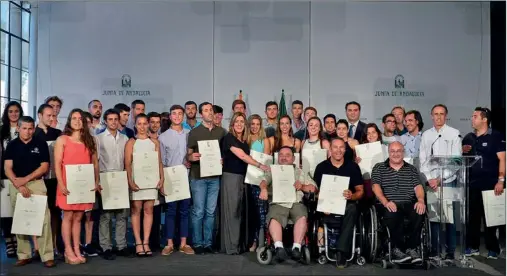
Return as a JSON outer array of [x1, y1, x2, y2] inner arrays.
[[4, 137, 50, 178], [34, 126, 62, 142], [313, 159, 363, 194], [462, 128, 506, 189], [371, 159, 420, 203], [221, 133, 250, 175], [187, 124, 227, 179]]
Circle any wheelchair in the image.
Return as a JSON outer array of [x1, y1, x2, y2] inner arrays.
[[366, 204, 432, 270], [313, 204, 372, 267]]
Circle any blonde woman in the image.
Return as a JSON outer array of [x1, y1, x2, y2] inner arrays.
[[246, 114, 271, 252], [220, 112, 269, 255]]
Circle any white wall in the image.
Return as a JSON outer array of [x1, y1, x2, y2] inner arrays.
[[36, 1, 490, 134]]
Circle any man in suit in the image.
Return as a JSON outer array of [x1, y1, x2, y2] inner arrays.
[[345, 101, 366, 141]]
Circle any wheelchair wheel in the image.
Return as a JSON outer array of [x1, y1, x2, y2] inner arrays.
[[317, 254, 328, 265], [369, 206, 379, 262], [302, 247, 311, 265], [356, 256, 366, 266], [256, 247, 272, 265], [381, 259, 390, 269]]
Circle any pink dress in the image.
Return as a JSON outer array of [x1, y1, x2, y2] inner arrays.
[[56, 135, 94, 211]]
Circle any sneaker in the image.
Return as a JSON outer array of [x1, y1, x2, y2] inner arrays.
[[335, 251, 346, 268], [392, 248, 411, 263], [101, 249, 116, 261], [291, 247, 301, 260], [487, 251, 498, 259], [275, 247, 287, 263], [194, 246, 205, 255], [406, 249, 422, 263], [83, 244, 98, 257], [465, 248, 480, 257], [445, 253, 455, 260]]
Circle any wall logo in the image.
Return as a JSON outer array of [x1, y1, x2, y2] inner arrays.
[[374, 75, 424, 97], [394, 74, 405, 89], [121, 74, 132, 88]]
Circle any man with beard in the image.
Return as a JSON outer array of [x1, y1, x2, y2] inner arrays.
[[88, 100, 104, 134], [111, 103, 135, 139], [400, 110, 423, 159], [126, 100, 146, 132], [183, 101, 201, 131]]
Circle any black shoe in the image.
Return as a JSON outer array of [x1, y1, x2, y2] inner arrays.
[[291, 247, 301, 260], [275, 247, 287, 263], [116, 247, 133, 258], [335, 251, 347, 268], [102, 249, 116, 261], [194, 246, 205, 255], [204, 246, 215, 254], [445, 253, 455, 261], [406, 249, 422, 263], [392, 248, 411, 263], [83, 244, 98, 257]]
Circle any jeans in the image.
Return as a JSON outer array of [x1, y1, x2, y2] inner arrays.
[[165, 198, 191, 240], [190, 177, 220, 248], [250, 186, 268, 244]]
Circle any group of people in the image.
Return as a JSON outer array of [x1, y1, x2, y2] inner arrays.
[[0, 95, 504, 269]]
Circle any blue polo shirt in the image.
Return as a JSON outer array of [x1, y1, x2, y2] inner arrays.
[[462, 128, 506, 190]]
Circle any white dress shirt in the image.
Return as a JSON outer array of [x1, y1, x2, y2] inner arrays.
[[419, 124, 462, 183], [96, 128, 129, 172]]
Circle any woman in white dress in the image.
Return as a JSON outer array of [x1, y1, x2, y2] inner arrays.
[[125, 113, 165, 257]]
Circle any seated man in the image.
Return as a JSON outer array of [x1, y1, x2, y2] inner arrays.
[[313, 137, 364, 268], [259, 146, 317, 262], [371, 141, 426, 264]]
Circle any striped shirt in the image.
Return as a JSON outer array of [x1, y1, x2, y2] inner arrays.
[[371, 159, 420, 203]]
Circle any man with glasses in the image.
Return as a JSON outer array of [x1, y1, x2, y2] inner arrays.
[[381, 114, 400, 145]]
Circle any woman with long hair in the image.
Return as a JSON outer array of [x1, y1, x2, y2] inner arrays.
[[300, 117, 330, 168], [220, 112, 269, 255], [271, 115, 301, 153], [0, 101, 23, 258], [358, 123, 385, 203], [54, 109, 100, 265], [335, 119, 359, 162], [246, 114, 271, 252], [125, 113, 164, 257]]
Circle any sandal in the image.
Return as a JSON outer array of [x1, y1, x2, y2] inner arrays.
[[135, 244, 146, 257], [143, 244, 153, 257]]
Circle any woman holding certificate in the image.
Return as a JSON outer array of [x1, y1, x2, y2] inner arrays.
[[54, 109, 100, 265], [301, 117, 330, 155], [271, 115, 301, 153], [358, 123, 386, 201], [220, 112, 269, 255], [124, 113, 164, 257], [335, 119, 359, 162]]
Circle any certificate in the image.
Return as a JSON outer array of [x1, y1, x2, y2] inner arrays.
[[66, 164, 96, 204], [130, 189, 158, 201], [245, 151, 273, 185], [133, 151, 160, 189], [427, 199, 454, 224], [302, 149, 327, 178], [11, 194, 47, 236], [47, 141, 56, 179], [1, 180, 12, 217], [198, 140, 222, 177], [274, 152, 300, 168], [100, 171, 130, 210], [271, 165, 296, 203], [164, 165, 191, 203], [355, 142, 384, 177], [482, 190, 506, 227], [317, 174, 349, 215]]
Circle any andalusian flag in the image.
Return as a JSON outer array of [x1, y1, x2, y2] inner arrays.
[[238, 90, 243, 100], [278, 89, 287, 120]]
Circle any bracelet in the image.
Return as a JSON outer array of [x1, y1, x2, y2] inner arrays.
[[499, 178, 505, 182]]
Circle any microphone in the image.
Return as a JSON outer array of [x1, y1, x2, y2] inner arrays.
[[430, 134, 442, 156]]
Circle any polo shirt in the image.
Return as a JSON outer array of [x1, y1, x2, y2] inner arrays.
[[4, 137, 50, 178], [462, 128, 506, 190], [187, 124, 227, 179], [34, 126, 62, 142], [313, 158, 363, 193], [371, 159, 420, 203], [183, 120, 201, 131]]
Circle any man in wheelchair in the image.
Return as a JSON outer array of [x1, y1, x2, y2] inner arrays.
[[259, 146, 317, 262], [371, 141, 426, 264], [313, 137, 364, 268]]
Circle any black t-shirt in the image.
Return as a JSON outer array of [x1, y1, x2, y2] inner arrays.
[[34, 126, 62, 142], [221, 132, 250, 175], [313, 158, 363, 193], [4, 137, 50, 178]]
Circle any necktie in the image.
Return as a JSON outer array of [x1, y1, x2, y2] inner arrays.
[[348, 124, 354, 138]]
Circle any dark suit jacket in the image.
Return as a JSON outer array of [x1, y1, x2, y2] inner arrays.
[[352, 120, 366, 141]]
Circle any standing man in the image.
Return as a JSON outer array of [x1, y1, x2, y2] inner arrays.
[[4, 116, 55, 267], [381, 114, 401, 145], [400, 110, 423, 159], [294, 107, 318, 141], [160, 112, 171, 133], [147, 111, 162, 251], [264, 101, 279, 138], [96, 109, 130, 260], [44, 96, 64, 130], [187, 102, 227, 254], [232, 100, 246, 115], [183, 101, 201, 131], [34, 104, 63, 257], [323, 114, 338, 141], [291, 100, 305, 134], [419, 104, 462, 260], [126, 100, 146, 131], [463, 107, 505, 259], [392, 106, 408, 136], [213, 105, 224, 128], [88, 100, 104, 134], [345, 101, 366, 141], [159, 105, 195, 256], [148, 112, 162, 139], [112, 103, 135, 139]]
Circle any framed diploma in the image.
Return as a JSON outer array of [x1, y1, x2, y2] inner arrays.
[[245, 151, 273, 185], [317, 174, 349, 215], [198, 140, 222, 177], [100, 171, 130, 210], [302, 149, 327, 178], [271, 165, 296, 203], [133, 151, 160, 189], [11, 194, 47, 236], [1, 180, 12, 217], [66, 164, 96, 204], [163, 165, 191, 203]]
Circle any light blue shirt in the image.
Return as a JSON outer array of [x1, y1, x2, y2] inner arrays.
[[159, 128, 190, 167], [182, 120, 201, 131], [400, 131, 422, 158]]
